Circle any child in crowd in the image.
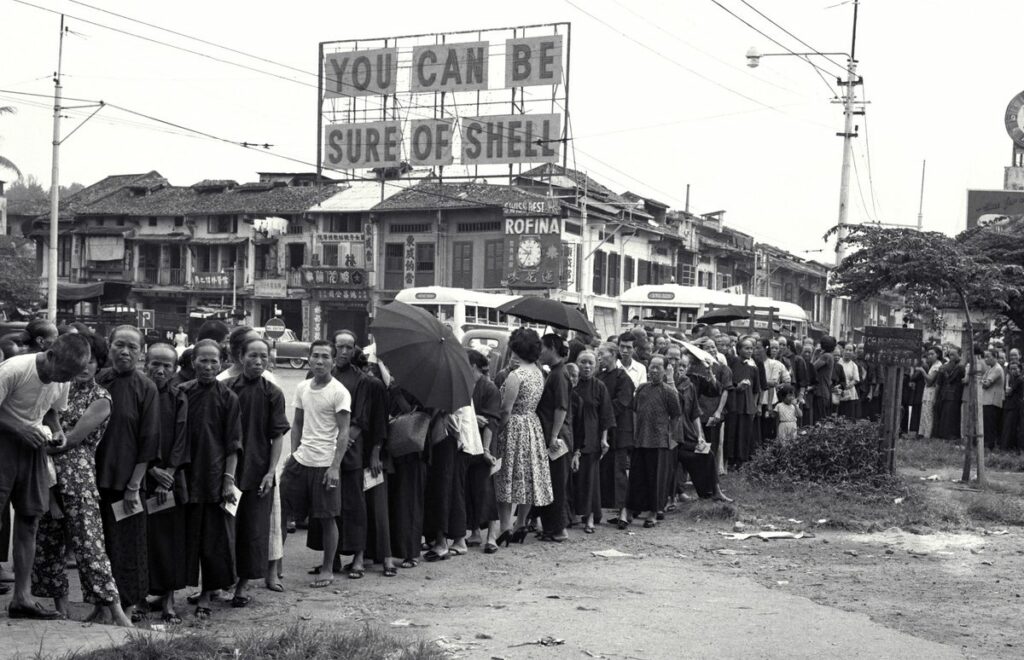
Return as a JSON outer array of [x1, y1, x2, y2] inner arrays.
[[775, 384, 800, 441]]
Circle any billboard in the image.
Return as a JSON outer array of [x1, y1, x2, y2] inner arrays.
[[966, 189, 1024, 228], [504, 215, 563, 289], [318, 25, 568, 175]]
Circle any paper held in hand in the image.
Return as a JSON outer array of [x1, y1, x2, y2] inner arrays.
[[111, 498, 144, 522], [548, 438, 568, 461], [221, 484, 243, 517], [363, 468, 385, 492], [145, 492, 176, 514]]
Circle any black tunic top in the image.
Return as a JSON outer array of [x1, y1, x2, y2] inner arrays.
[[95, 368, 160, 491], [472, 377, 502, 440], [149, 380, 190, 500], [537, 361, 573, 450], [596, 367, 634, 450], [332, 364, 388, 471], [572, 377, 615, 454], [226, 374, 290, 491], [178, 379, 243, 504]]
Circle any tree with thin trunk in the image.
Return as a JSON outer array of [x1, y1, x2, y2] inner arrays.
[[0, 106, 21, 177], [826, 224, 1021, 487]]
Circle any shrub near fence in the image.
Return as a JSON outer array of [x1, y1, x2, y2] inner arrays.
[[745, 418, 900, 490]]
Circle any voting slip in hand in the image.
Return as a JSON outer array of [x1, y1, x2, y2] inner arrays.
[[548, 438, 569, 461], [363, 468, 385, 492], [145, 493, 176, 514], [111, 499, 145, 522], [221, 484, 243, 517], [489, 457, 503, 477]]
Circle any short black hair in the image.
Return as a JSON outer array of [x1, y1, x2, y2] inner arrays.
[[178, 347, 194, 370], [508, 327, 541, 363], [466, 348, 489, 371], [197, 320, 230, 343], [81, 332, 109, 367], [27, 319, 57, 341], [241, 335, 270, 356], [331, 329, 359, 346], [617, 332, 636, 345], [819, 335, 837, 353], [228, 326, 255, 361], [541, 333, 568, 359], [309, 339, 335, 357], [108, 324, 144, 347], [50, 333, 90, 366], [193, 338, 222, 360]]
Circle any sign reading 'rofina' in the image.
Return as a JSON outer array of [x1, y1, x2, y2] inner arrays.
[[320, 29, 565, 171]]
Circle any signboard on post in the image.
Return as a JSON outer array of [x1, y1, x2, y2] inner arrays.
[[137, 309, 155, 331], [504, 215, 562, 289], [264, 317, 286, 341], [966, 189, 1024, 228], [862, 326, 923, 367]]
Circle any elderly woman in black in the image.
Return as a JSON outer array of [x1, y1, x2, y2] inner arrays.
[[464, 349, 503, 553], [571, 350, 614, 534], [626, 356, 681, 529]]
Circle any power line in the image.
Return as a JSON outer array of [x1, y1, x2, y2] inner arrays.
[[706, 0, 839, 99], [850, 146, 875, 223], [561, 0, 834, 127], [860, 90, 882, 221], [737, 0, 850, 75]]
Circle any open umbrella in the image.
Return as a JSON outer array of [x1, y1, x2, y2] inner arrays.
[[696, 306, 750, 325], [370, 301, 476, 411], [497, 296, 594, 334]]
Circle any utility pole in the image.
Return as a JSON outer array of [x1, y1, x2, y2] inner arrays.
[[46, 15, 66, 320], [917, 159, 926, 230], [829, 0, 860, 340]]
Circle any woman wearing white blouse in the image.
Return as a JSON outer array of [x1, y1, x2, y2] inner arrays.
[[838, 345, 861, 419]]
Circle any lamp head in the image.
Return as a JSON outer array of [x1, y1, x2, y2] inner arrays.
[[746, 47, 761, 68]]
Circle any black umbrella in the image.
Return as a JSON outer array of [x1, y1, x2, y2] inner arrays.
[[370, 301, 476, 411], [697, 306, 750, 325], [497, 296, 595, 335]]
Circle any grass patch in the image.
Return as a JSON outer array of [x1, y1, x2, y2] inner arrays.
[[62, 623, 445, 660], [964, 492, 1024, 526], [897, 436, 1024, 473]]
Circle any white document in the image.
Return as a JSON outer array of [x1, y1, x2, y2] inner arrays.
[[548, 438, 568, 461], [111, 499, 144, 522], [489, 457, 503, 477], [363, 468, 385, 492], [221, 484, 243, 517], [145, 493, 176, 514]]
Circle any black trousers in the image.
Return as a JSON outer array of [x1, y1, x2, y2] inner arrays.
[[235, 489, 271, 580], [184, 502, 235, 593], [147, 503, 187, 595], [983, 405, 1002, 450], [535, 454, 570, 535], [99, 488, 149, 607], [423, 436, 467, 541], [306, 468, 366, 556]]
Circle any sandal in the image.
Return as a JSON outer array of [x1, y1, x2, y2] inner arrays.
[[447, 546, 467, 556], [231, 595, 250, 608], [347, 568, 364, 580], [382, 566, 398, 578], [584, 526, 595, 534], [423, 549, 449, 562], [194, 606, 212, 620], [617, 520, 630, 530], [538, 533, 567, 543], [643, 519, 658, 528], [656, 512, 665, 521], [400, 559, 419, 569], [483, 543, 498, 554], [265, 580, 284, 593], [465, 539, 482, 548], [310, 578, 334, 588], [161, 612, 182, 625], [130, 610, 148, 624]]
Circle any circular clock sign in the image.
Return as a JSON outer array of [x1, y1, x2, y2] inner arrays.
[[1005, 90, 1024, 148]]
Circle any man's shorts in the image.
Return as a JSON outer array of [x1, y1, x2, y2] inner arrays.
[[0, 433, 48, 517], [280, 457, 341, 520]]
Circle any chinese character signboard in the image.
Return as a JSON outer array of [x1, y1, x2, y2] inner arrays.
[[254, 279, 287, 298], [314, 288, 370, 302], [193, 273, 231, 290], [966, 189, 1024, 228], [300, 267, 367, 289], [504, 216, 562, 289], [862, 326, 923, 367]]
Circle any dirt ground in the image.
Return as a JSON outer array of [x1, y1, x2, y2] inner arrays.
[[82, 471, 1015, 660]]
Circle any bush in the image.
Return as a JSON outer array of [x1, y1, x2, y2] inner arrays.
[[745, 417, 899, 490]]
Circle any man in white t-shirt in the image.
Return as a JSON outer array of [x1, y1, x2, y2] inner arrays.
[[0, 333, 90, 619], [280, 339, 351, 587], [617, 332, 648, 389]]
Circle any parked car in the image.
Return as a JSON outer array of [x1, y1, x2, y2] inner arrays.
[[253, 327, 310, 369]]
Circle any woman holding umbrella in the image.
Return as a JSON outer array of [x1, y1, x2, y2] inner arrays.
[[494, 328, 552, 545]]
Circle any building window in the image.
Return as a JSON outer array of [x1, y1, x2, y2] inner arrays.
[[148, 217, 158, 227], [116, 217, 126, 227], [384, 243, 404, 289], [451, 242, 473, 289], [697, 271, 713, 289], [196, 246, 213, 272], [624, 256, 635, 290], [784, 282, 794, 302], [593, 250, 607, 296], [415, 243, 435, 286], [322, 244, 339, 267], [678, 263, 695, 286], [324, 215, 361, 233], [484, 240, 504, 288], [174, 216, 185, 227], [717, 273, 732, 290], [390, 223, 431, 234], [564, 222, 582, 236], [209, 216, 236, 233], [637, 259, 649, 286], [57, 236, 72, 278], [456, 221, 501, 233], [608, 252, 620, 297]]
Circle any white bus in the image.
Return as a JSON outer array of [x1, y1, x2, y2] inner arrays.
[[619, 284, 809, 336], [394, 287, 521, 338]]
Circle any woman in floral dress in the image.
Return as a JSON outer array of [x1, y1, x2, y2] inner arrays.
[[495, 328, 552, 546], [31, 332, 132, 627], [917, 347, 942, 438]]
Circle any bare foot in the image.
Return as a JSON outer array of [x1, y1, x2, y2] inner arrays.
[[85, 605, 108, 623], [110, 608, 134, 628]]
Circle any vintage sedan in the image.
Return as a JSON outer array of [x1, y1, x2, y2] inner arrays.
[[253, 327, 310, 368]]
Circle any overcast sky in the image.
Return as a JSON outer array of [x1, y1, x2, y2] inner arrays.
[[0, 0, 1018, 257]]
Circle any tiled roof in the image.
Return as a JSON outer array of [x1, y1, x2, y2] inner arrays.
[[77, 183, 341, 217], [372, 181, 556, 213], [27, 171, 168, 224], [191, 179, 238, 191]]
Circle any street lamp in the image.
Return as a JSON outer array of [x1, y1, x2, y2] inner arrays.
[[745, 2, 861, 339]]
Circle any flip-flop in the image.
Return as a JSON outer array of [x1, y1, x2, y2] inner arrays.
[[382, 566, 398, 577], [643, 519, 658, 528], [130, 610, 148, 624], [310, 578, 334, 588], [617, 520, 630, 530], [265, 581, 285, 593], [423, 550, 449, 562], [194, 606, 212, 620], [584, 526, 596, 534], [465, 539, 482, 548], [347, 568, 364, 580], [231, 595, 250, 608], [161, 612, 182, 625], [539, 533, 567, 543], [400, 559, 418, 569], [447, 546, 467, 556], [186, 591, 222, 605], [483, 543, 498, 554]]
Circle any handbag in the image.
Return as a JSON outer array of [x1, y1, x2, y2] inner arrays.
[[387, 411, 431, 457]]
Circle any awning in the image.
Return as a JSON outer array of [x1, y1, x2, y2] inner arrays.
[[190, 237, 248, 245], [72, 227, 129, 236], [128, 233, 191, 243], [57, 281, 105, 302]]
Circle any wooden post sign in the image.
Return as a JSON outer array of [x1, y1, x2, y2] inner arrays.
[[863, 326, 924, 472]]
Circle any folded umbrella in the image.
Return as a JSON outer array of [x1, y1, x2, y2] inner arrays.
[[696, 306, 750, 325], [370, 302, 476, 411], [497, 296, 594, 335]]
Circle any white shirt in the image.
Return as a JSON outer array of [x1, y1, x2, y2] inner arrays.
[[292, 377, 351, 468], [0, 354, 70, 429], [618, 358, 648, 389], [217, 368, 280, 387]]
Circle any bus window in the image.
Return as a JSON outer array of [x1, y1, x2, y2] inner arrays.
[[465, 305, 477, 324], [439, 305, 455, 323], [467, 337, 500, 357], [640, 306, 680, 324]]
